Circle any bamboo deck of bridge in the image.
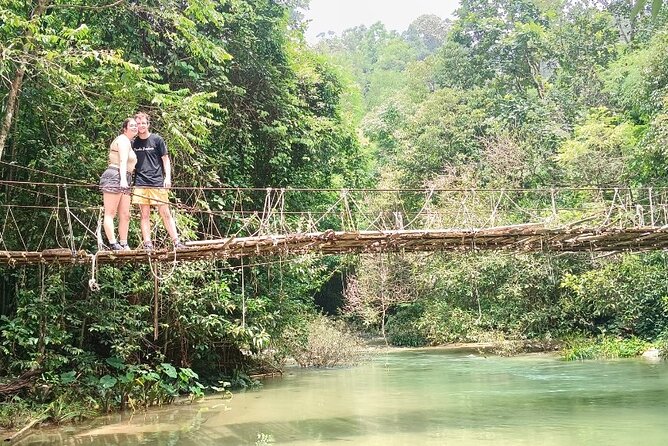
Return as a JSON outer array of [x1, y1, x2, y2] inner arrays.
[[3, 224, 668, 266]]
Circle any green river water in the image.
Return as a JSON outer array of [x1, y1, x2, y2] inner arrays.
[[18, 348, 668, 445]]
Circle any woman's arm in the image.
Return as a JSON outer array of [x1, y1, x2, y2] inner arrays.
[[118, 137, 131, 189]]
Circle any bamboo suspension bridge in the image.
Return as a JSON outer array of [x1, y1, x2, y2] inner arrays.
[[3, 171, 668, 268]]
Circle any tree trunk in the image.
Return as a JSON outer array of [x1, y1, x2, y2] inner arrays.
[[0, 0, 51, 160], [0, 65, 26, 160]]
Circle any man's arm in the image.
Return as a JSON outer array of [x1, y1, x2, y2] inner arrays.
[[162, 154, 172, 189]]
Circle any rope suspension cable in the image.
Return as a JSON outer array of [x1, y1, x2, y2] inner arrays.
[[348, 193, 384, 231], [67, 207, 102, 248], [340, 189, 350, 231], [146, 243, 179, 282], [309, 193, 345, 229], [263, 187, 288, 235], [1, 180, 99, 250], [501, 188, 545, 223], [0, 203, 98, 211], [0, 207, 10, 252], [0, 159, 92, 186], [3, 184, 97, 210], [3, 175, 666, 229], [35, 210, 56, 252], [5, 166, 668, 195], [484, 189, 506, 229], [7, 206, 28, 252], [279, 188, 287, 233], [259, 187, 273, 235], [95, 207, 104, 251], [63, 186, 77, 255], [603, 187, 621, 227], [403, 186, 436, 230]]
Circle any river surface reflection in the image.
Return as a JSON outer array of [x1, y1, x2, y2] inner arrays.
[[19, 348, 668, 445]]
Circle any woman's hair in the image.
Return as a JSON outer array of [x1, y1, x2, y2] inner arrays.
[[121, 117, 135, 133]]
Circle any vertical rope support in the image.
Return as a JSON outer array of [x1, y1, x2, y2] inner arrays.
[[88, 253, 100, 292], [153, 262, 159, 341], [604, 188, 619, 227], [0, 207, 11, 251], [38, 263, 46, 363], [636, 204, 644, 227], [340, 189, 348, 231], [488, 190, 497, 228], [550, 188, 557, 223], [624, 187, 633, 228], [345, 189, 354, 231], [260, 187, 272, 235], [63, 185, 76, 255], [473, 264, 482, 323], [279, 188, 286, 233], [241, 255, 246, 328], [379, 252, 386, 344], [95, 206, 104, 250], [649, 187, 655, 227]]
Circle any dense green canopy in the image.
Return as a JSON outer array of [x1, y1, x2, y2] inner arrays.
[[3, 0, 668, 427]]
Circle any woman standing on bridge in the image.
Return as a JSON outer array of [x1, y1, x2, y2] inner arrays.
[[99, 117, 138, 250]]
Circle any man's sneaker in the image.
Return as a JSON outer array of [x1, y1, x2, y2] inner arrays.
[[109, 242, 123, 251], [142, 241, 154, 251], [119, 243, 131, 251], [173, 241, 186, 249]]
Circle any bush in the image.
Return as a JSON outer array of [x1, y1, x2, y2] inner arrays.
[[387, 304, 427, 347], [281, 315, 365, 367], [654, 331, 668, 358], [561, 336, 649, 361], [416, 300, 482, 345], [0, 396, 36, 430]]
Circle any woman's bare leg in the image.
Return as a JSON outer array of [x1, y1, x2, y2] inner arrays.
[[117, 193, 132, 244], [102, 191, 122, 244]]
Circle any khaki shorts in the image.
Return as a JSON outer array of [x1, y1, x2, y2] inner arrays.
[[132, 187, 170, 206]]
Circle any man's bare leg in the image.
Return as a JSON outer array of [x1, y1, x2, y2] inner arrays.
[[157, 203, 179, 243], [139, 203, 152, 247]]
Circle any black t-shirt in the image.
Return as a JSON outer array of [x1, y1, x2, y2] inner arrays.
[[132, 133, 168, 187]]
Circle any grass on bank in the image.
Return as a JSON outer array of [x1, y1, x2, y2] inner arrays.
[[560, 336, 652, 361]]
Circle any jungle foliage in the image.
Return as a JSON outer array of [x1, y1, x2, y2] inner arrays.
[[316, 0, 668, 351], [4, 0, 668, 431], [0, 0, 367, 428]]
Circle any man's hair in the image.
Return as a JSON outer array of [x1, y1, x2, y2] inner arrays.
[[135, 111, 151, 123]]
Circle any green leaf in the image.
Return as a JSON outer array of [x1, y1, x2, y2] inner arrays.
[[652, 0, 663, 18], [60, 371, 76, 384], [106, 357, 124, 370], [99, 375, 117, 389], [631, 0, 648, 20], [161, 363, 178, 379]]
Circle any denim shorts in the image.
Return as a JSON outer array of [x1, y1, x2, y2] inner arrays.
[[99, 167, 132, 195]]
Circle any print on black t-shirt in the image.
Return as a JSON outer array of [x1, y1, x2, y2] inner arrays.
[[133, 134, 168, 187]]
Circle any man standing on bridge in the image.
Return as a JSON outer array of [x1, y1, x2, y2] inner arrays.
[[131, 111, 184, 250]]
